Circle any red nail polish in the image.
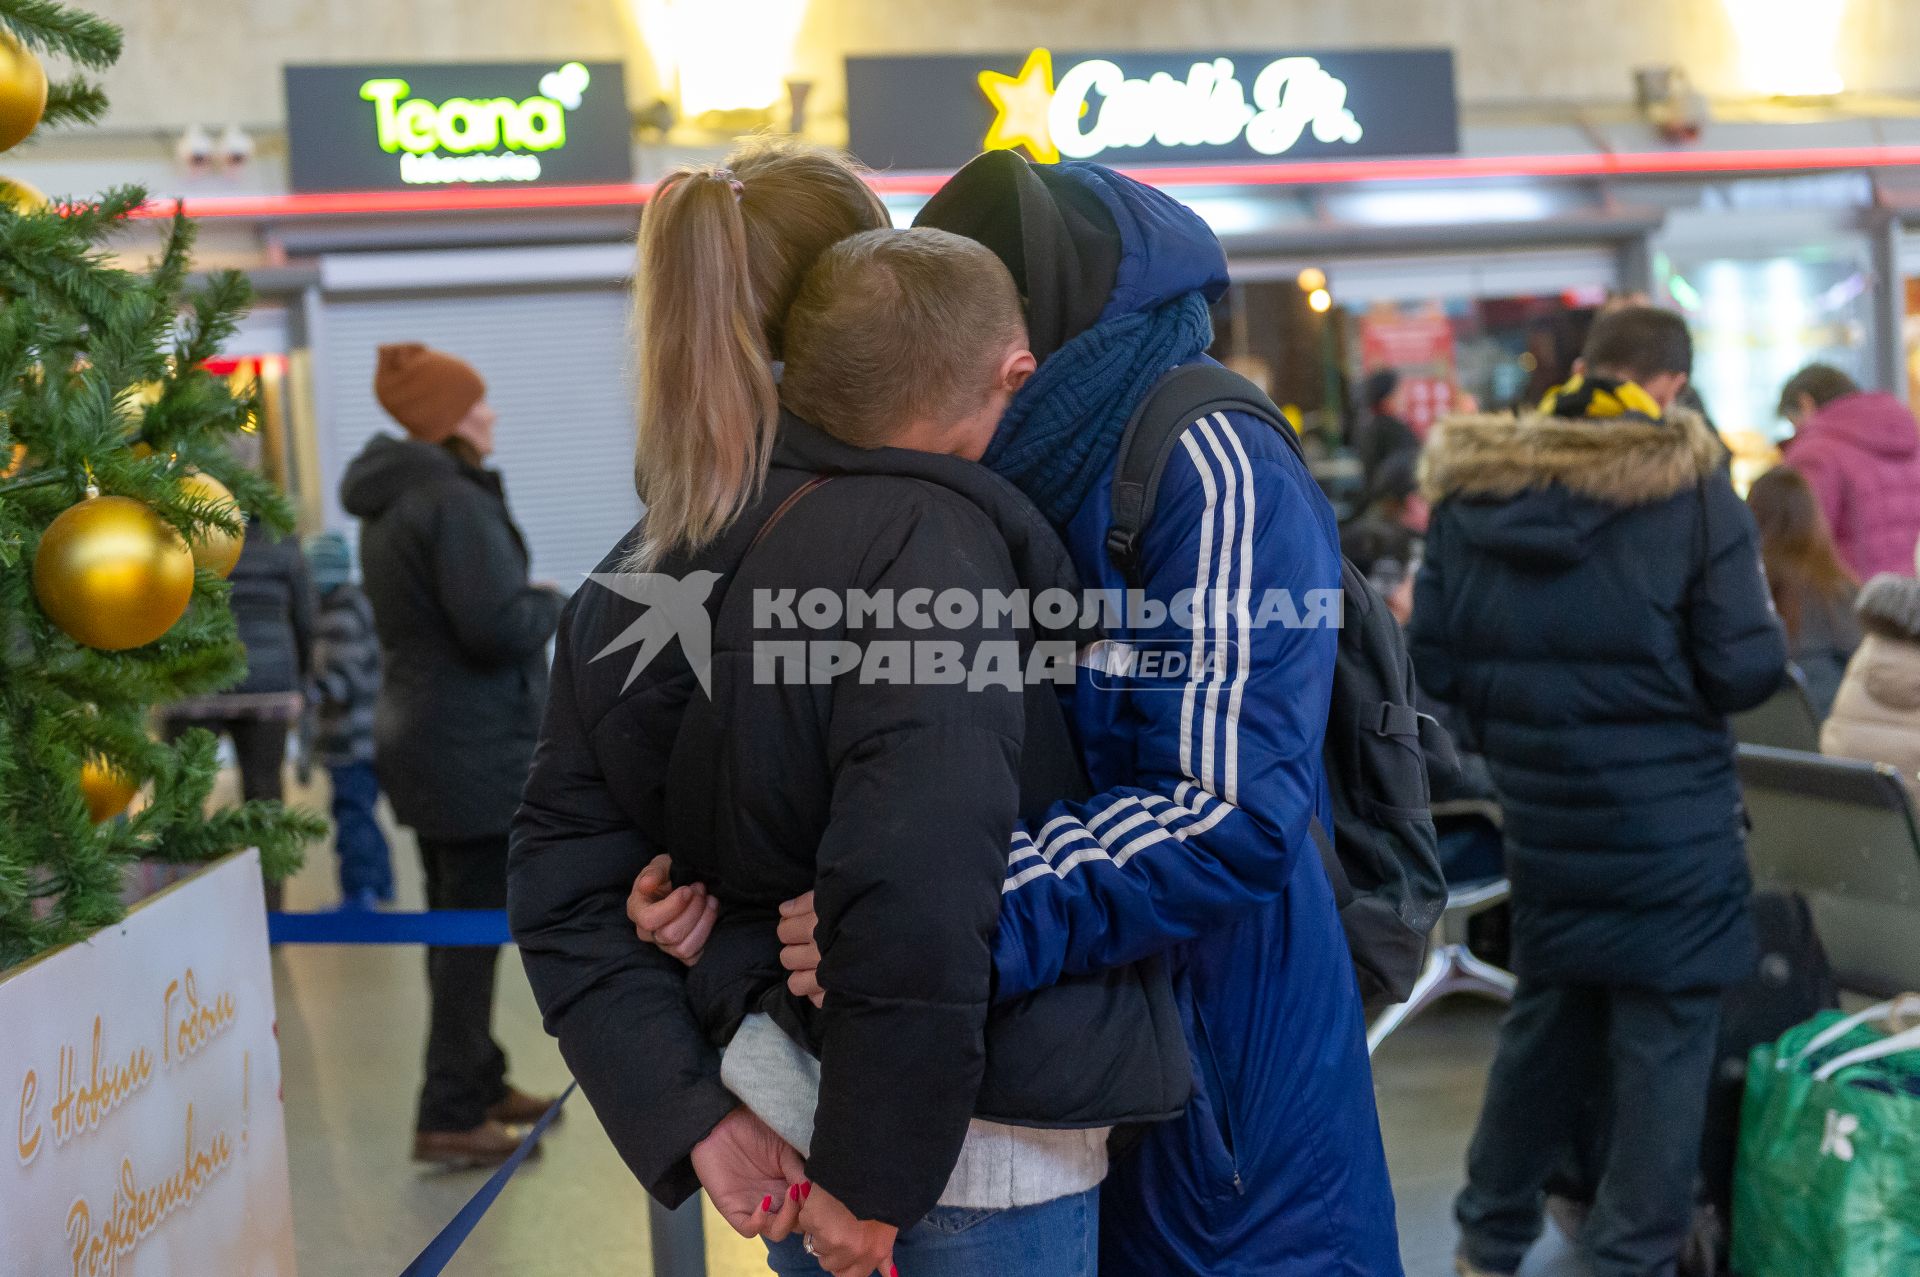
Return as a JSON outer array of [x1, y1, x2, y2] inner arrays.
[[800, 1181, 813, 1200], [788, 1183, 801, 1202], [891, 1266, 899, 1277], [760, 1195, 773, 1213]]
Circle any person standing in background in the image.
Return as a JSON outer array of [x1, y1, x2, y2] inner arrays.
[[341, 343, 565, 1169], [1356, 367, 1418, 482], [163, 516, 315, 909], [1778, 364, 1920, 580], [304, 531, 394, 911], [1414, 306, 1785, 1277], [1822, 552, 1920, 806], [1747, 466, 1861, 720]]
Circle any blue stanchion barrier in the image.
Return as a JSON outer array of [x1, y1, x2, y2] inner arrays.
[[398, 1084, 577, 1277], [267, 908, 513, 946]]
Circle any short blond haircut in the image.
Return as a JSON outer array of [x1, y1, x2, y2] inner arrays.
[[780, 228, 1026, 448]]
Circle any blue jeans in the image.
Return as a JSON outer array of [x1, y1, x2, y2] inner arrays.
[[763, 1186, 1098, 1277], [328, 761, 394, 900]]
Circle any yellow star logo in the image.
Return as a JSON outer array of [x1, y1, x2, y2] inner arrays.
[[979, 47, 1063, 165]]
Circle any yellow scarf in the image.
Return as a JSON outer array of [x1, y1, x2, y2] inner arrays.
[[1538, 374, 1664, 422]]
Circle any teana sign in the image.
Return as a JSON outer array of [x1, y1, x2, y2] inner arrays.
[[284, 61, 633, 193], [848, 47, 1458, 172]]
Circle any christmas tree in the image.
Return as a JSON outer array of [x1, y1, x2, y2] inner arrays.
[[0, 0, 322, 968]]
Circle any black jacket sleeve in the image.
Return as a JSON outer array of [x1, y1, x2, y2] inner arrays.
[[508, 600, 738, 1206], [287, 542, 317, 683], [432, 483, 563, 665], [1687, 470, 1788, 714], [804, 498, 1025, 1229], [1409, 511, 1458, 704]]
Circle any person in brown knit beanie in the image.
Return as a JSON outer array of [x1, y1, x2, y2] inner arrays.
[[340, 339, 564, 1168], [373, 343, 495, 457]]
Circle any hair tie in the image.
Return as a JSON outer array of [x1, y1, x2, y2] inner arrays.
[[712, 168, 745, 202]]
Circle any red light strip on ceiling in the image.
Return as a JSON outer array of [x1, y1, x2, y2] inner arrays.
[[133, 142, 1920, 220]]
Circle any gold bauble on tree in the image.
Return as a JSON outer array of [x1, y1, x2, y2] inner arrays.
[[177, 469, 244, 577], [32, 494, 196, 650], [79, 756, 139, 823], [0, 174, 44, 211], [0, 28, 47, 153], [1, 441, 23, 477]]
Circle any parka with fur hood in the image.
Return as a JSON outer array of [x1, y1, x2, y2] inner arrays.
[[1411, 406, 1787, 991], [1822, 570, 1920, 805]]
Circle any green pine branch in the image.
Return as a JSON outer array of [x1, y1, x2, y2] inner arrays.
[[0, 0, 120, 70], [40, 76, 107, 130]]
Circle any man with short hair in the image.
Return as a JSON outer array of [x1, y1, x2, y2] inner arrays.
[[1414, 305, 1786, 1277], [1777, 362, 1920, 579]]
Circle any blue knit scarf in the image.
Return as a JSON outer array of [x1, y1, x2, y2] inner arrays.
[[984, 291, 1215, 527]]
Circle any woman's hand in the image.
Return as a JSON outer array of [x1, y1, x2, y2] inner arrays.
[[797, 1182, 897, 1277], [690, 1107, 808, 1240], [776, 891, 825, 1007], [627, 853, 718, 965]]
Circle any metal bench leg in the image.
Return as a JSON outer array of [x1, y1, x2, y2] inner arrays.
[[1367, 946, 1451, 1055]]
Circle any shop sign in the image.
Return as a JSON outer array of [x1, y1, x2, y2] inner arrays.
[[1360, 305, 1458, 437], [1, 852, 294, 1276], [285, 61, 633, 192], [847, 47, 1457, 171]]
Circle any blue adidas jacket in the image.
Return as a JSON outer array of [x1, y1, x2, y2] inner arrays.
[[989, 171, 1404, 1276]]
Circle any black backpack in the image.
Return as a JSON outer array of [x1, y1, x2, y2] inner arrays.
[[1106, 363, 1450, 1005]]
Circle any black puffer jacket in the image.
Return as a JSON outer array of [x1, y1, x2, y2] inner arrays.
[[1411, 409, 1787, 991], [227, 522, 314, 695], [341, 436, 563, 841], [511, 416, 1188, 1228]]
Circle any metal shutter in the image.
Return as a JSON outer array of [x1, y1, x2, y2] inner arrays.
[[312, 286, 640, 587]]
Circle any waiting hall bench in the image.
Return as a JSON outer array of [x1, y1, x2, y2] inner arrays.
[[1736, 744, 1920, 998]]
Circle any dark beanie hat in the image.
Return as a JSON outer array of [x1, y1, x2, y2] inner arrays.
[[914, 150, 1121, 364], [373, 343, 485, 443]]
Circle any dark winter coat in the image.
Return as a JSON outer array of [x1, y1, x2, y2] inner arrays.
[[341, 436, 562, 841], [510, 415, 1189, 1229], [227, 522, 315, 696], [1411, 408, 1787, 991], [310, 583, 381, 767]]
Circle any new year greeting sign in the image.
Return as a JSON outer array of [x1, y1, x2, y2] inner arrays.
[[1, 851, 296, 1276]]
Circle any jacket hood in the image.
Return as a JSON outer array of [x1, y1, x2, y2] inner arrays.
[[915, 151, 1227, 362], [1796, 391, 1920, 461], [340, 434, 463, 519], [1421, 408, 1723, 568], [1857, 572, 1920, 642], [773, 413, 1082, 607]]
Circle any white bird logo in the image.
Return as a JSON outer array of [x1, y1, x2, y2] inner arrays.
[[586, 570, 724, 694]]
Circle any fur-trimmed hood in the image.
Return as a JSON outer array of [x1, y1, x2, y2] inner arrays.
[[1420, 407, 1723, 507], [1857, 573, 1920, 642]]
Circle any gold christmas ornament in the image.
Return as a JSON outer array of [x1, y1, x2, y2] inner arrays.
[[0, 29, 46, 154], [178, 469, 244, 577], [2, 441, 23, 477], [79, 755, 139, 823], [33, 494, 195, 650], [0, 174, 44, 211]]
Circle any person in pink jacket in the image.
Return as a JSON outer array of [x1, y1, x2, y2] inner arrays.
[[1779, 364, 1920, 579]]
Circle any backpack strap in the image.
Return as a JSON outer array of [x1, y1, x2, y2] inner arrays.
[[1106, 363, 1301, 585]]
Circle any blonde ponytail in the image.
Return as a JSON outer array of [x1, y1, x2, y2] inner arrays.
[[630, 169, 778, 569], [628, 141, 889, 570]]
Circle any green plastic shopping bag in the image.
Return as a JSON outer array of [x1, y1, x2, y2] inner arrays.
[[1732, 999, 1920, 1277]]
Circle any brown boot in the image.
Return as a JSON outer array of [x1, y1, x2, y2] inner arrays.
[[486, 1086, 564, 1128], [412, 1120, 539, 1170]]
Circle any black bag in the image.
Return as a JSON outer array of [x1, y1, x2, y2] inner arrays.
[[1106, 363, 1450, 1004]]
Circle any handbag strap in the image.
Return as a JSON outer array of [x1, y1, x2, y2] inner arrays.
[[1812, 1022, 1920, 1081], [748, 474, 835, 556]]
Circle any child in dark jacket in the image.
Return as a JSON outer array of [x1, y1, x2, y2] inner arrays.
[[305, 532, 393, 908]]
